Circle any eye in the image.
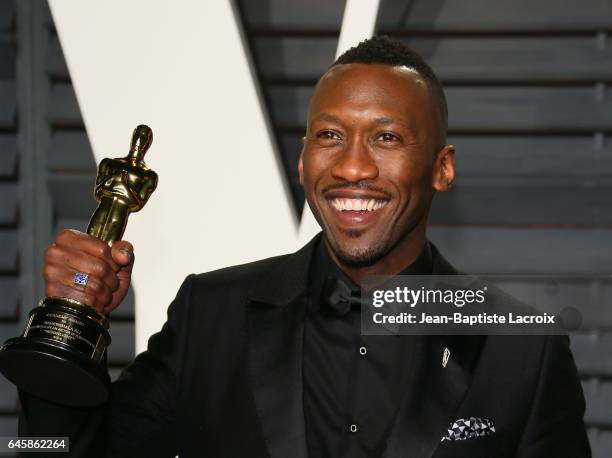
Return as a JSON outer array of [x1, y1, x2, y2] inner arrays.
[[377, 132, 400, 144], [317, 130, 342, 141], [312, 130, 343, 147]]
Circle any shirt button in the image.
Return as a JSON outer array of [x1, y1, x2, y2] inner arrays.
[[350, 424, 359, 433], [359, 346, 367, 355]]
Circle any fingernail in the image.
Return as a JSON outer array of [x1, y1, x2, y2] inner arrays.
[[119, 248, 132, 261]]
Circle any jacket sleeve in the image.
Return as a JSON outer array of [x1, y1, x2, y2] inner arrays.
[[18, 274, 196, 458], [516, 334, 591, 458]]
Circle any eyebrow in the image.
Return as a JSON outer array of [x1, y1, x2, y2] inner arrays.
[[313, 113, 340, 123], [313, 114, 396, 124], [374, 117, 395, 126], [311, 114, 407, 130]]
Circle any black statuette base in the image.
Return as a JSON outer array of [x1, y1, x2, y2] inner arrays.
[[0, 297, 111, 407]]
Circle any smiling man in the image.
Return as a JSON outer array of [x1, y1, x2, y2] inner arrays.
[[19, 36, 589, 458], [300, 49, 453, 282]]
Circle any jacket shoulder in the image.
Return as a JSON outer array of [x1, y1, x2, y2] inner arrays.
[[188, 253, 292, 295]]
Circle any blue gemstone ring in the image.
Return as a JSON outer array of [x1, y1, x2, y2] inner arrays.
[[73, 272, 89, 287]]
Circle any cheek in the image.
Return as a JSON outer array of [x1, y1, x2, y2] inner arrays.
[[378, 155, 433, 199], [377, 155, 418, 185], [302, 151, 332, 188]]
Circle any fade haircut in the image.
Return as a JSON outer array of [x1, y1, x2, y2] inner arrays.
[[332, 35, 448, 149]]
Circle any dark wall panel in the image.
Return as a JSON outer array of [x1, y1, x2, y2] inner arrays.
[[0, 6, 18, 446], [377, 0, 612, 32], [47, 175, 96, 219], [0, 1, 13, 32], [430, 177, 611, 226], [0, 81, 16, 128], [584, 380, 612, 426], [492, 277, 612, 329], [0, 230, 17, 273], [0, 136, 17, 178], [0, 375, 17, 411], [48, 83, 82, 127], [571, 333, 612, 377], [45, 36, 67, 79], [255, 36, 612, 83], [0, 183, 16, 226], [241, 0, 344, 30], [0, 277, 18, 319], [448, 135, 612, 177], [255, 37, 336, 81], [47, 131, 95, 172], [446, 87, 612, 132], [428, 227, 612, 275]]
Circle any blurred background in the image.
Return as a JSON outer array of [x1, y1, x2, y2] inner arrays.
[[0, 0, 611, 455]]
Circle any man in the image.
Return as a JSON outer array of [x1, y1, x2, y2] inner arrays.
[[20, 36, 589, 457]]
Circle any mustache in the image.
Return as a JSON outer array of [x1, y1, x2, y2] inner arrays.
[[321, 181, 393, 199]]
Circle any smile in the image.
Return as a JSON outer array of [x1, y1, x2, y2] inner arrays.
[[329, 198, 388, 213]]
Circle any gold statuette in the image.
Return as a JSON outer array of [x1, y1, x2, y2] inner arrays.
[[0, 125, 158, 407], [88, 125, 157, 244]]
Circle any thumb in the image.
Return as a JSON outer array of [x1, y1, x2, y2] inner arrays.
[[111, 240, 134, 267], [105, 243, 135, 315]]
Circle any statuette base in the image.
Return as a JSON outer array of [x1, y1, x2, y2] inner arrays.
[[0, 297, 111, 406]]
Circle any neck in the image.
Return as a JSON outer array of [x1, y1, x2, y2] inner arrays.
[[325, 222, 428, 285]]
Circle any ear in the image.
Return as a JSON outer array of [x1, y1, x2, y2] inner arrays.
[[298, 140, 305, 186], [432, 144, 455, 192]]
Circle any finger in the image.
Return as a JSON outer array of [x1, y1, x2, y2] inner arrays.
[[103, 299, 122, 315], [116, 262, 133, 293], [44, 269, 110, 313], [46, 245, 120, 293], [55, 230, 120, 272], [111, 241, 134, 267], [44, 263, 113, 307], [64, 251, 120, 293]]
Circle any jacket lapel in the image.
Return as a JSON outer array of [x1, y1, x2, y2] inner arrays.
[[246, 235, 321, 458], [385, 243, 486, 458]]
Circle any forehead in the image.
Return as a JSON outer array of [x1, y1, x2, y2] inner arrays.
[[309, 63, 432, 123]]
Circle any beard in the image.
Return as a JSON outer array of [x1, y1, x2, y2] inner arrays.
[[327, 228, 395, 268], [324, 208, 426, 268]]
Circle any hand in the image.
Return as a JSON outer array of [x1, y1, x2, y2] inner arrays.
[[43, 229, 134, 315]]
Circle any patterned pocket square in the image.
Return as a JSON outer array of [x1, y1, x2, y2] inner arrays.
[[441, 417, 496, 442]]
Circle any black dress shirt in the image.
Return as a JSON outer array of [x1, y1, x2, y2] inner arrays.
[[304, 240, 433, 458]]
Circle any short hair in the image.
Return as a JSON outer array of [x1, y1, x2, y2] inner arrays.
[[332, 35, 448, 148]]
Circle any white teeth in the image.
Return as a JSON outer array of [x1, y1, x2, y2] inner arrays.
[[330, 198, 387, 212]]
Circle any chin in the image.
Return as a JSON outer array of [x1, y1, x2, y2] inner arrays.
[[329, 234, 390, 268]]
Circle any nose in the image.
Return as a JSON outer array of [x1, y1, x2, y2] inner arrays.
[[330, 139, 379, 183]]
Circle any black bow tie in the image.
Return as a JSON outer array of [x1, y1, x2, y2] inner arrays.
[[320, 276, 362, 316]]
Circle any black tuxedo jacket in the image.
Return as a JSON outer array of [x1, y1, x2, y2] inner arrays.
[[19, 235, 590, 457]]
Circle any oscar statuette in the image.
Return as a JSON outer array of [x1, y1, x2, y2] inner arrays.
[[0, 125, 158, 406]]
